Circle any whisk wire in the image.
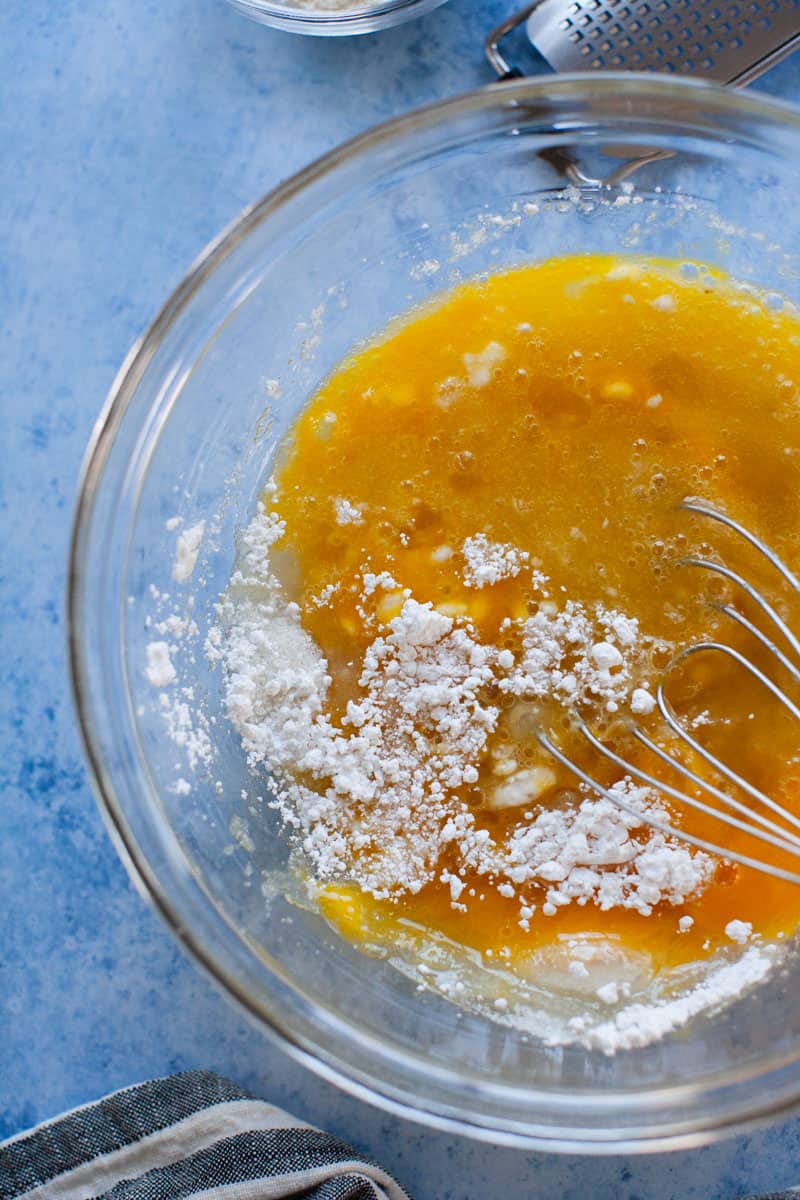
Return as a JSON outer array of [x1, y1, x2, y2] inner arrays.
[[631, 716, 800, 846], [713, 602, 800, 688], [681, 555, 800, 664], [576, 717, 800, 857], [536, 728, 800, 887], [662, 642, 800, 728], [535, 502, 800, 886], [680, 499, 800, 595]]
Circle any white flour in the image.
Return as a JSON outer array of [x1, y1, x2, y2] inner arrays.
[[210, 504, 710, 922], [565, 945, 774, 1052], [172, 520, 205, 583], [505, 598, 660, 716], [503, 781, 714, 920], [462, 534, 529, 588], [147, 493, 782, 1054], [210, 508, 503, 897], [334, 497, 365, 526], [145, 640, 176, 687]]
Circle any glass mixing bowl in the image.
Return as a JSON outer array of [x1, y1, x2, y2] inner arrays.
[[68, 75, 800, 1152]]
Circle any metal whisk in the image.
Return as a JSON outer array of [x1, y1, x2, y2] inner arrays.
[[537, 500, 800, 885]]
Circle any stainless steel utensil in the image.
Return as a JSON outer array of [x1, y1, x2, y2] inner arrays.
[[486, 0, 800, 84], [537, 500, 800, 886]]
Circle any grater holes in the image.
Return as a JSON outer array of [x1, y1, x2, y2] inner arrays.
[[526, 0, 800, 81]]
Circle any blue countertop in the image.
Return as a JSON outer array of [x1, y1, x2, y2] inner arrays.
[[3, 1, 800, 1195]]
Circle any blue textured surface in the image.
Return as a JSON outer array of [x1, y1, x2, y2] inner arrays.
[[2, 1, 800, 1195]]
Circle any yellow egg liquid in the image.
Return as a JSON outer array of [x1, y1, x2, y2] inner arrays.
[[265, 254, 800, 986]]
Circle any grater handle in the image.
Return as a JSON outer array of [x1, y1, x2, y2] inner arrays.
[[485, 0, 546, 80]]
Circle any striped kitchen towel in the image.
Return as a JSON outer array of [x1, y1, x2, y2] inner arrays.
[[0, 1071, 412, 1200]]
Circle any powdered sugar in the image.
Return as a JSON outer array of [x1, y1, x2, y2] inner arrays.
[[175, 493, 788, 1053], [159, 689, 213, 773], [334, 497, 365, 526], [631, 687, 657, 715], [725, 919, 753, 944], [504, 596, 661, 717], [463, 341, 507, 388], [567, 945, 774, 1051], [462, 534, 529, 588], [212, 504, 710, 921], [145, 641, 176, 687], [172, 520, 205, 583], [502, 781, 714, 920], [213, 510, 504, 896]]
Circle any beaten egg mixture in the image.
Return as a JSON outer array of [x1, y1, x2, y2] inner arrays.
[[220, 254, 800, 1017]]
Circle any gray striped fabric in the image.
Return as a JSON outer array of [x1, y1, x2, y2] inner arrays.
[[0, 1072, 412, 1200], [3, 1071, 797, 1199]]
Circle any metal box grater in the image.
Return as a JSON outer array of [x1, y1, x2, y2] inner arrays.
[[486, 0, 800, 86]]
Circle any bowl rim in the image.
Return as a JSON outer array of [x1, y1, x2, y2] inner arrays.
[[224, 0, 449, 37], [67, 72, 800, 1153]]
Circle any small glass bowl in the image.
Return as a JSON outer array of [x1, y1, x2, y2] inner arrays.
[[224, 0, 448, 37], [69, 75, 800, 1152]]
